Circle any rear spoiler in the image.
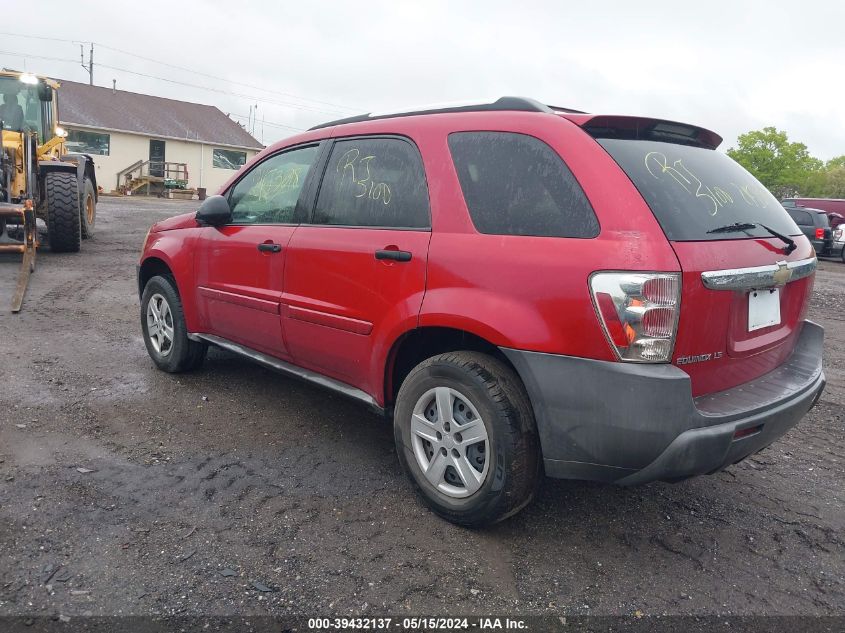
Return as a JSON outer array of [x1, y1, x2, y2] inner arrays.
[[561, 114, 723, 150]]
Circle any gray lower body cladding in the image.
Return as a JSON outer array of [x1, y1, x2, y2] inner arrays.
[[501, 320, 825, 485]]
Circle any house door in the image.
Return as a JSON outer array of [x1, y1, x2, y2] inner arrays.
[[149, 140, 165, 177]]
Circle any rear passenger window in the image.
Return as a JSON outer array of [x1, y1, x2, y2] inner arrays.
[[787, 209, 812, 226], [448, 132, 599, 238], [313, 137, 430, 228]]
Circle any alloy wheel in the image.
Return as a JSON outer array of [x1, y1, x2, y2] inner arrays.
[[146, 293, 174, 357]]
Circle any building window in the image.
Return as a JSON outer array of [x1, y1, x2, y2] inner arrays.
[[213, 148, 247, 170], [66, 129, 110, 156]]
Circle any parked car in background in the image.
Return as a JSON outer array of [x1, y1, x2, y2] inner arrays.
[[833, 224, 845, 263], [138, 97, 825, 526], [782, 204, 841, 258], [784, 198, 845, 231], [782, 197, 845, 217]]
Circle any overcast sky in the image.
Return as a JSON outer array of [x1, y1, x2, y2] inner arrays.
[[3, 0, 844, 159]]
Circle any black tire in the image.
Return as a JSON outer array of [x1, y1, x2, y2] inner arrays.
[[140, 275, 207, 373], [394, 351, 541, 527], [79, 177, 96, 239], [45, 171, 81, 253]]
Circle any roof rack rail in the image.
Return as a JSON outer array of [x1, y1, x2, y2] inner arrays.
[[308, 96, 585, 131]]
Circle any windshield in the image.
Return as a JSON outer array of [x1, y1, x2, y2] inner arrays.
[[598, 139, 801, 241], [0, 76, 42, 135]]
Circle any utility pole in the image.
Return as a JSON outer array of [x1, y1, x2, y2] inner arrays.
[[247, 103, 258, 136], [80, 43, 94, 85]]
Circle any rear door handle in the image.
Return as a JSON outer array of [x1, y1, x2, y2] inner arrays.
[[375, 249, 412, 262], [257, 243, 282, 253]]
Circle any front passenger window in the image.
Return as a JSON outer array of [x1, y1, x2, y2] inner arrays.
[[228, 145, 319, 224]]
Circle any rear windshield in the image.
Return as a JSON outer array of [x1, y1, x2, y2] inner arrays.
[[598, 139, 801, 241]]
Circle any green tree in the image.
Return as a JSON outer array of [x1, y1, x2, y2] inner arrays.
[[826, 155, 845, 171], [822, 166, 845, 198], [727, 127, 820, 198]]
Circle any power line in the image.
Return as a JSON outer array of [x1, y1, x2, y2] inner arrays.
[[0, 48, 347, 119], [228, 113, 303, 133], [0, 50, 79, 65], [0, 32, 80, 45], [0, 31, 360, 113], [95, 43, 359, 113], [0, 46, 348, 116], [95, 61, 347, 116]]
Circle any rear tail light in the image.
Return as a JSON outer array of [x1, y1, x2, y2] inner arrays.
[[815, 228, 825, 239], [590, 272, 681, 363]]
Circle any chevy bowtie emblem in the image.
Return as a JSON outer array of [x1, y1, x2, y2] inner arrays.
[[772, 261, 792, 286]]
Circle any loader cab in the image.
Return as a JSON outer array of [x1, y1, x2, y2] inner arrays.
[[0, 74, 59, 145]]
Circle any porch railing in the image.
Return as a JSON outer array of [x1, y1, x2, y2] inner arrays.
[[116, 160, 189, 190]]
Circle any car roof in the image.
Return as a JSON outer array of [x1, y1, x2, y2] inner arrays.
[[308, 96, 581, 130], [785, 205, 829, 215], [303, 96, 723, 149]]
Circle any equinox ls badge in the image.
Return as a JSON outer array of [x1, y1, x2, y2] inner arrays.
[[676, 351, 724, 365]]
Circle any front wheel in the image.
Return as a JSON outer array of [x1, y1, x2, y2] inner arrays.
[[394, 351, 540, 527], [141, 275, 207, 372], [45, 171, 81, 253]]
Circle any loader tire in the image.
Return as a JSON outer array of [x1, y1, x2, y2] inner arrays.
[[46, 171, 81, 253], [80, 177, 96, 239]]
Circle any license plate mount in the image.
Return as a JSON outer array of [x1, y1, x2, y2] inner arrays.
[[748, 288, 781, 332]]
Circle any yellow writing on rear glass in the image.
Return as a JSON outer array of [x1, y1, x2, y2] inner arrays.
[[644, 152, 768, 216]]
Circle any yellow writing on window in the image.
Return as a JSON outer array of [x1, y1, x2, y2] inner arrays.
[[644, 152, 768, 216], [337, 148, 392, 205], [252, 165, 302, 202]]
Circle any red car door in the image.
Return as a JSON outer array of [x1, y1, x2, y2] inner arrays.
[[282, 136, 431, 397], [194, 143, 321, 358]]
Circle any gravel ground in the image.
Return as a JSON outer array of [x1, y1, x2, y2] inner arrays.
[[0, 197, 842, 619]]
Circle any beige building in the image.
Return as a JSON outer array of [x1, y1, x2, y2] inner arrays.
[[58, 80, 263, 195]]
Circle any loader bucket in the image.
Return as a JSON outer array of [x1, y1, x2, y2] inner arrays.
[[0, 201, 37, 312]]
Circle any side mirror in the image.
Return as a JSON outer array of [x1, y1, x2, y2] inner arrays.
[[37, 82, 53, 102], [195, 195, 232, 226]]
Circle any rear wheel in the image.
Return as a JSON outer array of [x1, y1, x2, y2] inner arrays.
[[45, 171, 81, 253], [394, 351, 541, 527], [141, 275, 207, 372], [79, 177, 96, 239]]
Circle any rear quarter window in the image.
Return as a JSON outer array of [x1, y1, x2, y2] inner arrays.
[[447, 131, 599, 238], [598, 139, 801, 241]]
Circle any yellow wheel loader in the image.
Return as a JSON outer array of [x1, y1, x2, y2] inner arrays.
[[0, 70, 97, 312]]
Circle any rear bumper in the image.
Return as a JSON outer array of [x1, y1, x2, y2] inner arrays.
[[814, 238, 842, 257], [502, 320, 825, 485]]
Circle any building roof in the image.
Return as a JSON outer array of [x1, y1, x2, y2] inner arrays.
[[57, 79, 263, 150]]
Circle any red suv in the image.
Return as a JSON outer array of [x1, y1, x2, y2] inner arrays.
[[139, 97, 825, 526]]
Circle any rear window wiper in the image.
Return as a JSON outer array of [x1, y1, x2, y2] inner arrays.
[[706, 222, 797, 254]]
